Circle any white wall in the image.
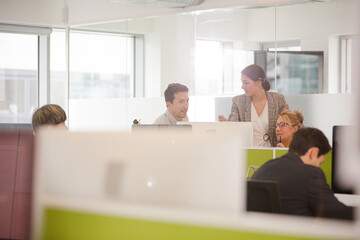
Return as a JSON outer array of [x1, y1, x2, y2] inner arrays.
[[0, 0, 65, 26]]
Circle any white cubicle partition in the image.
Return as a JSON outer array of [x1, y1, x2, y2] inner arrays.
[[215, 93, 355, 144], [69, 94, 355, 144], [33, 129, 245, 239], [69, 97, 165, 131], [32, 129, 358, 240], [69, 96, 216, 131]]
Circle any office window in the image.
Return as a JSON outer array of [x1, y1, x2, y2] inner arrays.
[[69, 31, 135, 98], [258, 41, 324, 94], [0, 33, 38, 123], [265, 51, 323, 94], [195, 40, 223, 95], [195, 40, 253, 96]]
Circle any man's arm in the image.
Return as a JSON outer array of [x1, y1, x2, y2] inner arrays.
[[307, 167, 353, 220]]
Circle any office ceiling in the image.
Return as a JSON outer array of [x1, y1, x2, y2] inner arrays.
[[0, 0, 334, 27]]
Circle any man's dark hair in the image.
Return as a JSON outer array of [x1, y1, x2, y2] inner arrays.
[[32, 104, 67, 132], [289, 127, 331, 157], [164, 83, 189, 103]]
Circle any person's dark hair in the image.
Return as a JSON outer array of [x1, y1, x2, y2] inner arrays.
[[32, 104, 67, 132], [164, 83, 189, 103], [289, 127, 331, 157], [241, 64, 271, 91]]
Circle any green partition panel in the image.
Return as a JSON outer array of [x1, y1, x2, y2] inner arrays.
[[320, 151, 332, 188], [275, 149, 288, 158], [246, 149, 273, 178], [42, 208, 352, 240], [247, 149, 332, 188]]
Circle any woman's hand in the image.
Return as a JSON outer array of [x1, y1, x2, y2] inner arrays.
[[218, 115, 228, 122], [277, 143, 286, 148]]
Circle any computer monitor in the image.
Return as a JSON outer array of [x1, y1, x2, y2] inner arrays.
[[332, 126, 354, 194], [33, 129, 246, 239], [131, 124, 192, 133], [178, 122, 253, 147]]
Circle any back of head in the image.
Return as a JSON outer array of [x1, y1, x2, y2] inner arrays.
[[164, 83, 189, 103], [289, 127, 331, 157], [279, 109, 304, 128], [32, 104, 67, 133], [241, 64, 271, 91]]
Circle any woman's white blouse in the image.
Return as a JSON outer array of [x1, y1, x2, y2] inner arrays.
[[251, 101, 271, 147]]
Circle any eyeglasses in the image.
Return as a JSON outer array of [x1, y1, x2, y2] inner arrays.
[[275, 122, 290, 128]]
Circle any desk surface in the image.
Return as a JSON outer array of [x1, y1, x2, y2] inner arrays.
[[335, 193, 360, 207]]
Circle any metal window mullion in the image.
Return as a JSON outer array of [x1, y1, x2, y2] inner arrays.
[[340, 38, 347, 94], [38, 35, 50, 107], [346, 39, 352, 93], [134, 35, 144, 97], [65, 27, 70, 125]]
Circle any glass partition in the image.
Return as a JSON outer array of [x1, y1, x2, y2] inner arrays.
[[276, 0, 359, 94], [69, 30, 134, 99], [67, 0, 359, 128], [194, 6, 276, 96]]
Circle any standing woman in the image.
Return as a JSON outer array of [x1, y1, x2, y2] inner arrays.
[[219, 64, 289, 147]]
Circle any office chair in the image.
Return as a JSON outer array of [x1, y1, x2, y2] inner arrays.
[[247, 179, 282, 214]]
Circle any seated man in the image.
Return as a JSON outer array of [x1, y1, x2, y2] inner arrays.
[[252, 127, 353, 220], [32, 104, 68, 133], [153, 83, 189, 125]]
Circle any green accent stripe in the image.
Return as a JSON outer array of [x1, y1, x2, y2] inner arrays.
[[275, 149, 288, 158], [43, 208, 351, 240], [247, 149, 332, 188], [246, 149, 273, 178], [320, 151, 332, 188]]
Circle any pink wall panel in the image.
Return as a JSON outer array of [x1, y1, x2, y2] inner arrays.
[[0, 126, 33, 240], [10, 193, 32, 240], [0, 150, 17, 239], [15, 131, 34, 193], [0, 129, 19, 146]]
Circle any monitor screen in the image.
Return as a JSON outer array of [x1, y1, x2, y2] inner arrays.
[[132, 124, 192, 133], [178, 122, 253, 147], [332, 126, 354, 194]]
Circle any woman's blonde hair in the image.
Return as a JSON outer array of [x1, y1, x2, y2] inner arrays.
[[279, 109, 304, 129]]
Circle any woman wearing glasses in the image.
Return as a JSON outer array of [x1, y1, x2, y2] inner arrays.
[[275, 110, 304, 148], [219, 64, 289, 147]]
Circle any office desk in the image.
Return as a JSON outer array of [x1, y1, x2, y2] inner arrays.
[[335, 194, 360, 207]]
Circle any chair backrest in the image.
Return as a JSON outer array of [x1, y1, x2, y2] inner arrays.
[[247, 179, 282, 214]]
